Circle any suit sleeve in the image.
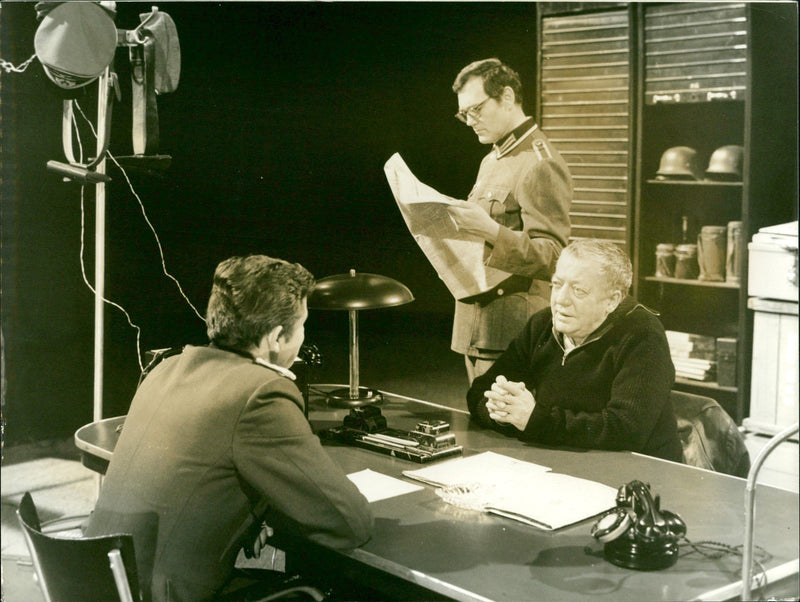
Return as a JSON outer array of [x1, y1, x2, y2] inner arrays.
[[486, 156, 572, 280], [523, 324, 675, 452], [232, 379, 373, 549]]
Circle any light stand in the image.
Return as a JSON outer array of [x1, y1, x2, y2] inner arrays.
[[309, 270, 414, 407], [742, 422, 800, 599]]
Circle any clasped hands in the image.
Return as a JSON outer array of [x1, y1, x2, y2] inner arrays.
[[485, 375, 535, 432]]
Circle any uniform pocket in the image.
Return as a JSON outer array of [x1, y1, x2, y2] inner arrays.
[[469, 184, 512, 218]]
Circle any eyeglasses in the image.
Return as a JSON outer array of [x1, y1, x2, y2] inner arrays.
[[455, 97, 492, 124]]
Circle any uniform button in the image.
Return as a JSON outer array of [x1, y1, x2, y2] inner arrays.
[[497, 289, 504, 296]]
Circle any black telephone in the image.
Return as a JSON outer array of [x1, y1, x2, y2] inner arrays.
[[590, 480, 686, 570]]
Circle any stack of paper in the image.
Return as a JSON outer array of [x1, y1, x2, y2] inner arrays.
[[403, 451, 618, 530], [666, 330, 717, 381]]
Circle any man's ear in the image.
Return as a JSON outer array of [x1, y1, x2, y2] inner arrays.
[[607, 290, 623, 314], [502, 85, 516, 106], [265, 325, 283, 351]]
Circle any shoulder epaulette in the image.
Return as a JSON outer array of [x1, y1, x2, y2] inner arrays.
[[534, 138, 553, 160]]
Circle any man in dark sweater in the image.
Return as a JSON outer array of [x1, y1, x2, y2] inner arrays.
[[467, 239, 682, 461]]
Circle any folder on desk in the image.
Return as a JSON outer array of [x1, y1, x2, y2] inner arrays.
[[403, 451, 618, 530]]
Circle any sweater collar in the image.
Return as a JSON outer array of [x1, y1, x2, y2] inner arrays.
[[553, 296, 655, 350]]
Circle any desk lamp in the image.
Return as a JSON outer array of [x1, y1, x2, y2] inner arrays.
[[309, 269, 414, 407]]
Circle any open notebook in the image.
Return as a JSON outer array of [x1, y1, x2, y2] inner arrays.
[[403, 451, 618, 530]]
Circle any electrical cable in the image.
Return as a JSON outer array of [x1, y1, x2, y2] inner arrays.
[[79, 185, 144, 371], [106, 149, 207, 323], [73, 100, 205, 323], [679, 536, 771, 598], [69, 100, 206, 372], [67, 100, 145, 370]]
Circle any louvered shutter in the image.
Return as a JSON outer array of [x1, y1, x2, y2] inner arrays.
[[540, 9, 632, 249], [644, 3, 748, 104]]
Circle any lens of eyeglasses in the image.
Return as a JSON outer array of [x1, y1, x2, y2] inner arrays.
[[455, 97, 490, 124]]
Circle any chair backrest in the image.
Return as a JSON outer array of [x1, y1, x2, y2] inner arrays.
[[671, 390, 751, 478], [16, 492, 144, 602]]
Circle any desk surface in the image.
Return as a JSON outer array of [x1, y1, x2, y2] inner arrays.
[[75, 387, 800, 602]]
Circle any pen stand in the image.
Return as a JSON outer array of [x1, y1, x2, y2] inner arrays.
[[322, 406, 463, 463]]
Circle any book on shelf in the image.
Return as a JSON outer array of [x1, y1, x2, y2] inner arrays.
[[676, 369, 716, 382], [671, 356, 716, 370], [667, 331, 717, 362], [665, 331, 716, 349], [668, 346, 717, 361], [402, 451, 617, 530]]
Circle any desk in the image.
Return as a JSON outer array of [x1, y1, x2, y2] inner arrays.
[[75, 388, 799, 601]]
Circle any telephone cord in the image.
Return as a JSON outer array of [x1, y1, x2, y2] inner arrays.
[[679, 536, 770, 597]]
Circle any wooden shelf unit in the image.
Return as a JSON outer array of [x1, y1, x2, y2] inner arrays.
[[537, 2, 798, 422]]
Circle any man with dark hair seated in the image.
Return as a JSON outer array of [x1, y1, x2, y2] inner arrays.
[[85, 255, 373, 601], [467, 239, 682, 461]]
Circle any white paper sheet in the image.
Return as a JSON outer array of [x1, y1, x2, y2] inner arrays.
[[347, 468, 424, 503], [403, 451, 617, 530], [402, 450, 549, 487]]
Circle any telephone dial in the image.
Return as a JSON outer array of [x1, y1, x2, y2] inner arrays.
[[590, 480, 686, 570]]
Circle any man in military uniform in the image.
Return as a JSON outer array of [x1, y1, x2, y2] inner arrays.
[[447, 58, 572, 381]]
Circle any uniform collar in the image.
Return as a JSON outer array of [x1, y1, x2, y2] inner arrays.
[[254, 357, 297, 381], [493, 117, 537, 158], [210, 343, 297, 381]]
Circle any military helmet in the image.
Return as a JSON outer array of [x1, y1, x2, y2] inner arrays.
[[705, 145, 744, 181], [655, 146, 703, 181]]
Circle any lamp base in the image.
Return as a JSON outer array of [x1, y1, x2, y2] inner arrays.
[[325, 387, 383, 408]]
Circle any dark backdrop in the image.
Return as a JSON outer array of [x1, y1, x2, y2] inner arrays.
[[1, 2, 539, 443]]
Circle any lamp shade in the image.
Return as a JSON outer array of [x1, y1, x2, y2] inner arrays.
[[307, 270, 413, 407], [309, 270, 414, 310]]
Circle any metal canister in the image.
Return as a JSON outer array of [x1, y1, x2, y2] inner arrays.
[[697, 225, 727, 282], [726, 221, 743, 284], [655, 243, 676, 278], [674, 243, 699, 279]]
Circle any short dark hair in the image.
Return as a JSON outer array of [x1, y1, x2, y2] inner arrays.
[[205, 255, 315, 351], [452, 58, 524, 105], [562, 239, 633, 295]]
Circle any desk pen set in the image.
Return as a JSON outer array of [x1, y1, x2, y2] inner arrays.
[[321, 406, 463, 463]]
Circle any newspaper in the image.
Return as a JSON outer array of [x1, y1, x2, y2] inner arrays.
[[383, 153, 511, 300]]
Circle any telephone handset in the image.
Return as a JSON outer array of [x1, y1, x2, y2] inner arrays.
[[590, 480, 686, 570]]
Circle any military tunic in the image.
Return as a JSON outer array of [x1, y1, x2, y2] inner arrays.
[[452, 119, 572, 359]]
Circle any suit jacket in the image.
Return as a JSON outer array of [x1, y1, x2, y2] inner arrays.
[[84, 345, 373, 601], [452, 122, 572, 358]]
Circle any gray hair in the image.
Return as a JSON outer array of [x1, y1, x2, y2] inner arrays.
[[561, 239, 632, 295]]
